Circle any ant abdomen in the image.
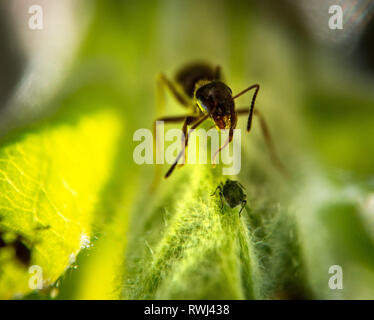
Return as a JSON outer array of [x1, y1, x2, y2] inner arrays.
[[175, 62, 220, 98]]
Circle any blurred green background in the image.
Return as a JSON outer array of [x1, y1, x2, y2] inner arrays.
[[0, 0, 374, 299]]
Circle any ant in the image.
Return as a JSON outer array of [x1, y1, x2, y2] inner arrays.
[[154, 62, 285, 178]]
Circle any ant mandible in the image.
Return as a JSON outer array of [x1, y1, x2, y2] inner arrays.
[[154, 62, 285, 178]]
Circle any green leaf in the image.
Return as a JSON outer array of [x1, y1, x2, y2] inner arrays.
[[123, 166, 254, 299], [294, 174, 374, 299], [0, 109, 121, 298]]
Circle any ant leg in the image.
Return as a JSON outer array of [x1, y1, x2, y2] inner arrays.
[[239, 200, 247, 216], [179, 115, 200, 166], [212, 127, 234, 166], [153, 115, 188, 140], [152, 73, 196, 187], [237, 108, 288, 177], [233, 84, 259, 132], [153, 115, 192, 163], [212, 106, 236, 166], [165, 113, 211, 178], [157, 73, 190, 115], [153, 115, 195, 143], [150, 115, 194, 192], [253, 110, 289, 176]]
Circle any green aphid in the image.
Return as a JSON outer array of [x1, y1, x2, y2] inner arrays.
[[211, 179, 247, 215]]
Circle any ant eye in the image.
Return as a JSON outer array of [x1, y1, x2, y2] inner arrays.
[[197, 98, 209, 112]]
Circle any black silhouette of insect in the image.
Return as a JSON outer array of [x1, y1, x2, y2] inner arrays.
[[0, 231, 31, 266], [13, 237, 31, 266], [211, 179, 247, 215], [0, 232, 5, 248], [154, 62, 285, 178]]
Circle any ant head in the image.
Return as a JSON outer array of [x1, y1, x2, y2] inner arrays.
[[194, 81, 236, 129]]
